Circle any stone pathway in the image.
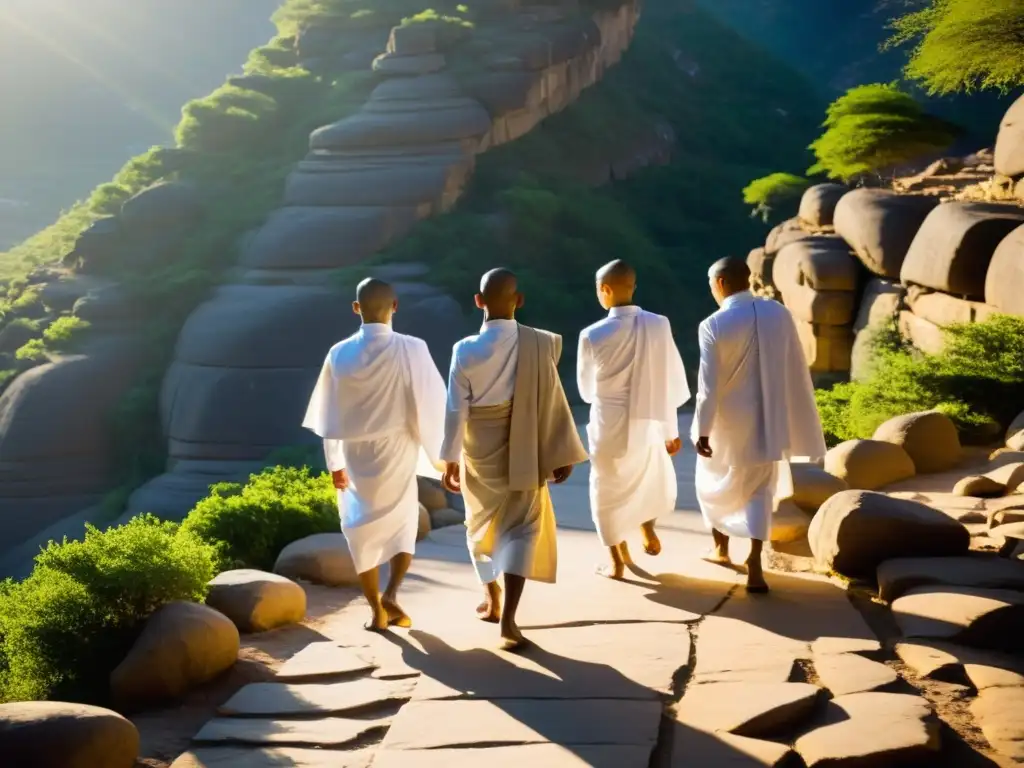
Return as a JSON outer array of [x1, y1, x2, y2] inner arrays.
[[170, 415, 1017, 768]]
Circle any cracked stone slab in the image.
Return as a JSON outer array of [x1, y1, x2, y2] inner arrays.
[[895, 640, 1024, 689], [380, 699, 661, 750], [218, 679, 414, 717], [894, 641, 964, 682], [891, 586, 1024, 653], [877, 555, 1024, 602], [170, 747, 373, 767], [814, 653, 897, 696], [372, 744, 653, 768], [412, 622, 688, 700], [690, 618, 807, 685], [670, 728, 793, 767], [193, 716, 389, 746], [675, 682, 820, 739], [810, 637, 881, 656], [795, 692, 940, 767], [275, 642, 377, 681], [970, 686, 1024, 762]]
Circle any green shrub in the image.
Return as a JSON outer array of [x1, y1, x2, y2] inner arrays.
[[175, 85, 281, 154], [0, 515, 215, 703], [742, 173, 811, 222], [815, 315, 1024, 446], [401, 8, 473, 27], [808, 83, 960, 181], [42, 316, 91, 350], [10, 287, 41, 313], [180, 466, 339, 572], [14, 339, 48, 363], [886, 0, 1024, 95]]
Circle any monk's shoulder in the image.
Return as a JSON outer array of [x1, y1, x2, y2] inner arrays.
[[579, 316, 611, 343]]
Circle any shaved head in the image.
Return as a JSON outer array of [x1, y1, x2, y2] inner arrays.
[[596, 259, 636, 290], [708, 257, 750, 292], [476, 268, 522, 319], [355, 277, 397, 322]]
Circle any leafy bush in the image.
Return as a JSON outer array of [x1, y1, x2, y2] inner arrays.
[[14, 339, 48, 363], [180, 467, 339, 572], [816, 315, 1024, 446], [10, 287, 41, 313], [886, 0, 1024, 95], [808, 83, 960, 181], [42, 316, 91, 350], [742, 173, 811, 222], [0, 515, 215, 703], [175, 85, 281, 154], [401, 8, 473, 27]]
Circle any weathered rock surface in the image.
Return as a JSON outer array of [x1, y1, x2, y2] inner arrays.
[[953, 475, 1005, 498], [747, 247, 774, 297], [789, 462, 848, 513], [851, 278, 904, 381], [898, 310, 946, 355], [990, 521, 1024, 557], [824, 440, 917, 491], [799, 183, 848, 229], [220, 678, 414, 717], [833, 189, 938, 278], [0, 701, 139, 768], [274, 533, 358, 587], [275, 642, 377, 681], [995, 93, 1024, 179], [1008, 410, 1024, 452], [375, 745, 650, 768], [774, 237, 860, 292], [900, 202, 1024, 299], [675, 682, 819, 738], [764, 218, 812, 256], [971, 687, 1024, 762], [194, 716, 390, 746], [771, 501, 811, 544], [205, 569, 306, 633], [872, 411, 961, 475], [119, 180, 204, 235], [986, 223, 1024, 317], [794, 320, 852, 373], [171, 747, 372, 768], [878, 556, 1024, 602], [905, 285, 996, 328], [111, 601, 239, 711], [670, 730, 792, 767], [984, 461, 1024, 494], [814, 653, 897, 696], [794, 692, 939, 767], [779, 282, 857, 326], [809, 491, 970, 578], [891, 585, 1024, 652]]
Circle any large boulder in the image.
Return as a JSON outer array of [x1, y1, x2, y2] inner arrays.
[[764, 218, 810, 256], [808, 490, 970, 578], [878, 556, 1024, 602], [899, 310, 946, 356], [206, 570, 307, 633], [900, 202, 1024, 299], [1008, 410, 1024, 452], [794, 321, 853, 373], [110, 601, 239, 711], [747, 247, 772, 294], [789, 462, 849, 514], [851, 279, 904, 381], [994, 93, 1024, 179], [274, 533, 359, 587], [798, 183, 848, 229], [833, 189, 938, 278], [119, 181, 204, 236], [984, 223, 1024, 317], [774, 238, 860, 292], [0, 319, 38, 354], [0, 702, 139, 768], [891, 586, 1024, 653], [824, 440, 917, 490], [771, 501, 812, 544], [905, 285, 994, 327], [309, 99, 492, 150], [872, 411, 961, 475]]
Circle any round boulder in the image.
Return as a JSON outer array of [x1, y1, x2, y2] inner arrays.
[[872, 411, 961, 475], [808, 490, 970, 578], [120, 181, 204, 235], [205, 569, 307, 633], [0, 701, 139, 768], [824, 440, 917, 491], [833, 189, 939, 278], [0, 320, 38, 355], [764, 218, 811, 256], [789, 462, 849, 513], [417, 476, 447, 512], [110, 601, 239, 711], [1008, 410, 1024, 452], [985, 224, 1024, 317], [771, 500, 812, 543], [798, 183, 848, 229], [953, 475, 1006, 498], [274, 533, 359, 586], [418, 502, 431, 542], [994, 93, 1024, 179]]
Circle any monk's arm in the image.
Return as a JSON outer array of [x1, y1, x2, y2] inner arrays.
[[662, 319, 689, 440], [576, 333, 596, 404], [694, 320, 719, 439], [439, 348, 471, 463], [323, 439, 345, 471]]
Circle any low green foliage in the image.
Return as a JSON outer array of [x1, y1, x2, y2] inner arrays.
[[815, 315, 1024, 446], [808, 83, 960, 181], [175, 85, 281, 154], [42, 316, 91, 350], [0, 515, 215, 704], [401, 8, 473, 27], [180, 467, 339, 572], [14, 339, 48, 363], [742, 173, 811, 222], [886, 0, 1024, 95]]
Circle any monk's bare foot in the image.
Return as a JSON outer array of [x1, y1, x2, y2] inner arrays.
[[596, 561, 625, 580], [641, 522, 662, 556], [476, 583, 502, 623], [619, 541, 635, 566], [382, 595, 412, 628], [364, 603, 389, 633], [499, 621, 530, 652], [703, 544, 732, 566], [745, 560, 770, 594]]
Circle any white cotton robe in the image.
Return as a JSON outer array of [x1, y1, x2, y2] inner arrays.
[[578, 306, 690, 547], [302, 323, 446, 574], [692, 292, 826, 541]]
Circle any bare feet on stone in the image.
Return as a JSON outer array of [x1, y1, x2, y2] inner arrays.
[[745, 559, 770, 594], [641, 522, 661, 556], [476, 582, 502, 623], [382, 595, 412, 628], [597, 543, 629, 579], [365, 603, 389, 633], [703, 546, 732, 566], [499, 620, 530, 652]]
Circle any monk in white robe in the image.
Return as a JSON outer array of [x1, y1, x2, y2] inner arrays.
[[693, 257, 826, 592], [303, 278, 446, 631], [441, 268, 588, 650], [578, 260, 690, 579]]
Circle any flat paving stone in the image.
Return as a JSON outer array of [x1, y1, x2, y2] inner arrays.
[[193, 716, 389, 746], [372, 744, 653, 768], [891, 585, 1024, 653], [877, 555, 1024, 602], [970, 686, 1024, 762], [218, 679, 414, 717], [894, 641, 964, 682], [170, 747, 373, 767], [380, 699, 661, 750], [670, 728, 793, 767], [691, 618, 807, 685], [795, 692, 940, 767], [275, 642, 377, 680], [894, 640, 1024, 688], [675, 682, 820, 738], [411, 622, 689, 700], [810, 637, 881, 656], [814, 653, 898, 695]]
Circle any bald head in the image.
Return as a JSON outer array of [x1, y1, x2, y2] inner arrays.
[[354, 277, 397, 322], [476, 268, 522, 318], [708, 257, 750, 293], [595, 259, 637, 309]]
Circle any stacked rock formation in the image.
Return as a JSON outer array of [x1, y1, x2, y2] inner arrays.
[[120, 0, 642, 520]]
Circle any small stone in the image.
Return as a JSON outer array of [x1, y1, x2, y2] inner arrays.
[[953, 475, 1005, 498], [219, 679, 415, 717], [814, 653, 897, 696], [877, 555, 1024, 602], [275, 642, 377, 681], [0, 702, 139, 768], [984, 462, 1024, 494], [872, 411, 961, 475], [824, 440, 916, 491], [194, 716, 390, 746], [971, 687, 1024, 762], [675, 682, 820, 739], [274, 533, 359, 587], [789, 462, 849, 513], [205, 569, 306, 633], [891, 586, 1024, 653]]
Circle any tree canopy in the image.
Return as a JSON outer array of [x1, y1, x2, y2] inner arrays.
[[742, 173, 810, 222], [808, 83, 959, 181], [886, 0, 1024, 94]]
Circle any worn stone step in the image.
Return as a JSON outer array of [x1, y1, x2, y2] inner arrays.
[[193, 716, 389, 747], [218, 679, 415, 717]]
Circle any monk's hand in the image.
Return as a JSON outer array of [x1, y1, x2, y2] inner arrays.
[[331, 469, 349, 491], [552, 465, 573, 484], [442, 462, 462, 494], [665, 438, 682, 456], [694, 437, 713, 458]]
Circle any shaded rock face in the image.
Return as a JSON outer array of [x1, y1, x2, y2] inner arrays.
[[994, 93, 1024, 179], [126, 0, 642, 522], [833, 189, 938, 279], [0, 701, 139, 768], [798, 183, 847, 230], [985, 223, 1024, 317], [850, 278, 903, 381], [871, 411, 961, 475]]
